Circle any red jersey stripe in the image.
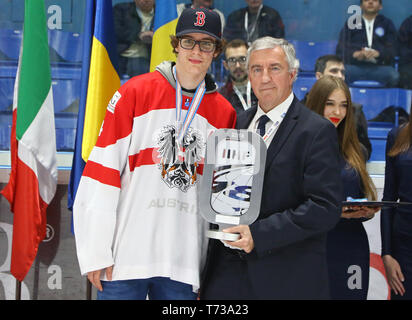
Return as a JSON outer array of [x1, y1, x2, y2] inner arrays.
[[128, 147, 204, 175], [129, 148, 160, 172], [82, 160, 121, 188]]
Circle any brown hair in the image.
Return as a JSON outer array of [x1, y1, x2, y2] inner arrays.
[[223, 38, 248, 58], [170, 35, 224, 59], [388, 105, 412, 157], [306, 76, 377, 200]]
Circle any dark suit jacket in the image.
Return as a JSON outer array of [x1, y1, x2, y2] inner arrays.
[[201, 96, 342, 299]]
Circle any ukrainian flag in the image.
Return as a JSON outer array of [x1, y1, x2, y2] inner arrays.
[[68, 0, 120, 212], [150, 0, 178, 72]]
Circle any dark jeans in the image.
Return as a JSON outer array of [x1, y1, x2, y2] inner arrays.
[[345, 64, 400, 87], [96, 277, 197, 300], [118, 56, 150, 78]]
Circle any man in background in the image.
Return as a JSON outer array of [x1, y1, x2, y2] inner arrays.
[[223, 0, 284, 45], [219, 39, 258, 116], [398, 15, 412, 89], [336, 0, 399, 87], [113, 0, 155, 77]]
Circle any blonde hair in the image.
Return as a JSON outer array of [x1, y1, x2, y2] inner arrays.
[[306, 76, 377, 200]]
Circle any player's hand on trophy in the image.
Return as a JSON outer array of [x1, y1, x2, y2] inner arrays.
[[223, 225, 255, 253]]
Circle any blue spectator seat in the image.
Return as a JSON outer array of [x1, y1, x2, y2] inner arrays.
[[0, 78, 15, 111], [48, 30, 82, 63], [0, 50, 8, 60], [210, 55, 227, 88], [0, 29, 22, 60], [51, 79, 81, 112], [349, 87, 401, 120], [367, 122, 393, 161], [0, 50, 17, 113], [293, 76, 317, 100], [397, 89, 412, 112], [363, 89, 411, 161], [0, 110, 78, 151], [51, 64, 82, 81], [0, 111, 12, 150], [0, 64, 17, 78], [120, 74, 131, 85], [0, 124, 11, 150], [289, 40, 338, 73], [55, 112, 77, 151], [349, 80, 385, 88]]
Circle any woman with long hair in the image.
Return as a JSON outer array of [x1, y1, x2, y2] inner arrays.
[[381, 103, 412, 299], [306, 76, 378, 299]]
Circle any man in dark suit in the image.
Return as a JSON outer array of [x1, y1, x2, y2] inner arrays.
[[200, 37, 342, 299]]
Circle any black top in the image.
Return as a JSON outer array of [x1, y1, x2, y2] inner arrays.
[[398, 15, 412, 66], [381, 126, 412, 255]]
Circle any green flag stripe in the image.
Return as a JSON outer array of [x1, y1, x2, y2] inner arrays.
[[16, 0, 52, 140]]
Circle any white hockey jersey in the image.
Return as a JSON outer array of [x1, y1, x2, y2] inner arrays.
[[73, 61, 236, 292]]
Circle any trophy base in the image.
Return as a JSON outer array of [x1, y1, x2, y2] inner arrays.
[[206, 230, 240, 241]]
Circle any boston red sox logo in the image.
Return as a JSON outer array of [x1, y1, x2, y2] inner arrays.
[[194, 11, 206, 27]]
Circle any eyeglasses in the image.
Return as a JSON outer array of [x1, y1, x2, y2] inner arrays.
[[179, 37, 216, 53], [226, 56, 247, 67]]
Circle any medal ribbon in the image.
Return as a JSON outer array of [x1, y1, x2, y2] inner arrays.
[[173, 66, 206, 143], [244, 4, 263, 44], [259, 112, 286, 143], [233, 81, 252, 111]]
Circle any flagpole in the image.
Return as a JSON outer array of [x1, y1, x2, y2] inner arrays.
[[15, 279, 21, 300]]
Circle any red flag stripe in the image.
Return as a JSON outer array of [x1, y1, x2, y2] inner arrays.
[[2, 154, 48, 281]]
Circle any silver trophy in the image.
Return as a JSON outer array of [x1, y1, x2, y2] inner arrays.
[[199, 129, 267, 241]]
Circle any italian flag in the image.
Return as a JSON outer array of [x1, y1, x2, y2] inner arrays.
[[0, 0, 57, 281]]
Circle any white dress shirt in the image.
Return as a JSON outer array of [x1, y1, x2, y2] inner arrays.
[[248, 92, 294, 147], [363, 17, 375, 48]]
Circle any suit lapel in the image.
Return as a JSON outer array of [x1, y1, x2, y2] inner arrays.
[[264, 98, 300, 170], [236, 106, 257, 129]]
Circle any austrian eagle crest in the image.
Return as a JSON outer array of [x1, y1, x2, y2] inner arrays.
[[155, 125, 204, 192]]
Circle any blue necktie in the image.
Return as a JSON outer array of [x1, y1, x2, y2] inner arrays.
[[257, 115, 271, 137]]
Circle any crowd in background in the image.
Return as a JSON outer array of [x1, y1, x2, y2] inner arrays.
[[114, 0, 412, 90]]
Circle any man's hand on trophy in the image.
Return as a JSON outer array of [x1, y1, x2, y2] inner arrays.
[[223, 225, 255, 253]]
